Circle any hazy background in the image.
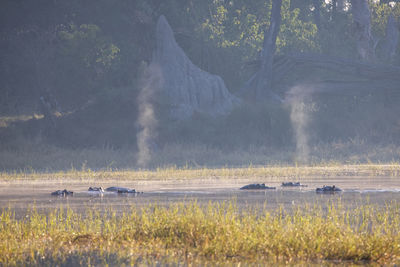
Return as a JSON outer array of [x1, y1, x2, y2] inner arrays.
[[1, 0, 400, 170]]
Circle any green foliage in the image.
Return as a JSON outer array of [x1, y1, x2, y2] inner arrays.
[[370, 2, 400, 38], [201, 0, 266, 58], [278, 1, 319, 53], [192, 0, 319, 91], [370, 2, 400, 62], [200, 0, 318, 57], [58, 24, 119, 70]]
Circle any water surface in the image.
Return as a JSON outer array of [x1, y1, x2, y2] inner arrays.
[[1, 176, 399, 216]]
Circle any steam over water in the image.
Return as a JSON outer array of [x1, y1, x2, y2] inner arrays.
[[136, 63, 162, 167], [286, 85, 315, 164]]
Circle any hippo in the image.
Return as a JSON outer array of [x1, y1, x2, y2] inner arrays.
[[281, 182, 307, 187], [105, 187, 137, 194], [316, 185, 342, 193], [88, 187, 104, 192], [51, 189, 74, 196], [240, 183, 276, 190]]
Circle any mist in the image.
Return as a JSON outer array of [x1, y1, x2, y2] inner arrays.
[[285, 86, 316, 164], [136, 63, 162, 168]]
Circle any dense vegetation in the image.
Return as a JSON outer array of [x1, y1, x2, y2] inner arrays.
[[1, 0, 400, 168], [2, 163, 400, 181], [1, 201, 399, 265]]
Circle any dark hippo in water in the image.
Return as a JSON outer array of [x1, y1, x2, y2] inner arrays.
[[51, 189, 74, 196], [240, 183, 276, 190], [105, 187, 137, 194], [316, 185, 342, 193], [281, 182, 307, 187], [88, 187, 104, 192]]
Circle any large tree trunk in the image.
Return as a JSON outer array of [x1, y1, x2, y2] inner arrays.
[[384, 14, 399, 61], [256, 0, 282, 96], [239, 0, 283, 102], [351, 0, 374, 61], [39, 92, 58, 133], [331, 0, 337, 20]]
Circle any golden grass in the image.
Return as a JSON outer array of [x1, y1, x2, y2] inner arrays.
[[0, 201, 399, 265], [1, 163, 400, 182], [0, 114, 43, 128]]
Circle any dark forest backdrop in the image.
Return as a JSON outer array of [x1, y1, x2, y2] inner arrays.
[[1, 0, 400, 168]]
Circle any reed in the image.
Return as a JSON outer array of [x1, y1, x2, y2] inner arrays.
[[1, 163, 400, 182], [1, 201, 399, 265]]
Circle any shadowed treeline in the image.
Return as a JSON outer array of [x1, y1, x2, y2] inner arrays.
[[1, 0, 400, 169]]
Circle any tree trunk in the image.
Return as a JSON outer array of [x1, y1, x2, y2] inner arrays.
[[313, 0, 322, 31], [332, 0, 337, 20], [384, 14, 399, 61], [351, 0, 374, 61], [238, 0, 283, 102], [255, 0, 282, 97], [39, 92, 58, 136]]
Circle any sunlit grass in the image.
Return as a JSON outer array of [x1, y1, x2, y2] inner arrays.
[[0, 114, 43, 128], [0, 201, 399, 265], [1, 163, 400, 182]]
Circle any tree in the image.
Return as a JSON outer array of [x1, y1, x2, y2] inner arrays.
[[351, 0, 375, 61], [256, 0, 283, 97], [384, 14, 399, 60], [240, 0, 283, 101], [313, 0, 322, 30]]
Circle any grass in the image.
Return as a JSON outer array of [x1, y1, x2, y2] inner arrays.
[[0, 201, 399, 265], [1, 163, 400, 183], [0, 114, 44, 128]]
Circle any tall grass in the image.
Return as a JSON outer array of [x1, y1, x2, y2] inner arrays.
[[1, 163, 400, 183], [1, 201, 399, 265]]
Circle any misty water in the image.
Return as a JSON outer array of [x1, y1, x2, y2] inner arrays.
[[1, 176, 400, 217]]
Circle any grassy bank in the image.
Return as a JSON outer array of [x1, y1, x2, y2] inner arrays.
[[1, 201, 399, 266], [1, 163, 400, 183]]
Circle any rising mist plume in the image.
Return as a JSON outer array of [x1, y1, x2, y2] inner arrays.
[[285, 85, 316, 164], [136, 63, 163, 168]]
